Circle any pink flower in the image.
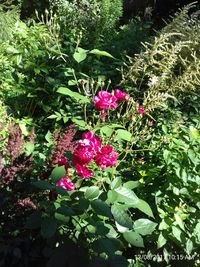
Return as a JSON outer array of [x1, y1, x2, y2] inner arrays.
[[138, 106, 145, 116], [81, 131, 101, 153], [95, 145, 118, 170], [114, 89, 127, 100], [93, 91, 118, 111], [57, 156, 70, 171], [56, 176, 75, 191], [74, 164, 94, 179], [72, 147, 94, 165]]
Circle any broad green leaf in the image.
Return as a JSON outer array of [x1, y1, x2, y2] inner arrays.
[[133, 199, 154, 218], [186, 239, 193, 254], [123, 181, 140, 189], [32, 180, 53, 190], [45, 130, 52, 144], [91, 199, 112, 218], [111, 177, 122, 190], [57, 87, 89, 104], [24, 142, 34, 156], [73, 47, 88, 63], [134, 219, 157, 236], [107, 190, 118, 204], [172, 226, 182, 242], [89, 49, 114, 59], [72, 118, 87, 128], [111, 204, 133, 229], [123, 231, 144, 247], [174, 213, 185, 230], [50, 165, 66, 183], [115, 221, 129, 233], [54, 212, 69, 224], [41, 217, 57, 238], [114, 187, 139, 205], [157, 232, 167, 249], [115, 129, 132, 142], [101, 126, 113, 136], [189, 126, 199, 139], [85, 186, 100, 200]]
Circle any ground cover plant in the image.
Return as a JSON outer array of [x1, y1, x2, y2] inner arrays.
[[0, 1, 200, 267]]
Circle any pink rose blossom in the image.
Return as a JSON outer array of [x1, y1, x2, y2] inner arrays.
[[137, 106, 145, 116], [74, 164, 94, 179], [114, 89, 127, 100], [72, 147, 94, 165], [95, 145, 118, 170], [81, 131, 101, 153], [93, 91, 118, 111], [56, 176, 75, 191]]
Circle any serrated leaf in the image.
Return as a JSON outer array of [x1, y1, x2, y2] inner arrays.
[[111, 204, 133, 229], [123, 231, 144, 247], [91, 199, 112, 218], [133, 199, 154, 218], [134, 219, 157, 236], [85, 186, 100, 200], [114, 187, 139, 205]]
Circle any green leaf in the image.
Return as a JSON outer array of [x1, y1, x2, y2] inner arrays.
[[134, 219, 157, 236], [50, 165, 66, 183], [41, 217, 57, 238], [111, 177, 122, 190], [123, 231, 144, 247], [123, 181, 140, 189], [73, 47, 88, 63], [57, 87, 89, 104], [114, 187, 139, 205], [157, 232, 167, 249], [85, 186, 100, 200], [89, 49, 114, 59], [24, 142, 34, 156], [133, 199, 154, 218], [101, 126, 113, 136], [91, 199, 112, 218], [72, 118, 87, 128], [54, 212, 69, 224], [172, 226, 182, 242], [186, 239, 193, 254], [32, 180, 53, 190], [111, 204, 133, 229], [107, 190, 118, 204], [115, 129, 132, 142], [45, 130, 52, 144], [174, 213, 185, 230], [189, 126, 199, 139]]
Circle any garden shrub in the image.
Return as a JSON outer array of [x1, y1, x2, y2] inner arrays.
[[1, 2, 200, 267]]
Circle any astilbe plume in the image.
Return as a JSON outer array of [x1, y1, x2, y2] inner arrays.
[[16, 197, 37, 210], [50, 124, 77, 167], [6, 124, 23, 161], [1, 156, 32, 184]]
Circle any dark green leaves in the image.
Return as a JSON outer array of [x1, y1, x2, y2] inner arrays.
[[57, 87, 89, 104], [111, 204, 133, 229], [91, 199, 112, 218]]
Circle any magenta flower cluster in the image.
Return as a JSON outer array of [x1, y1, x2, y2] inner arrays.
[[93, 89, 145, 118], [56, 131, 118, 191]]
